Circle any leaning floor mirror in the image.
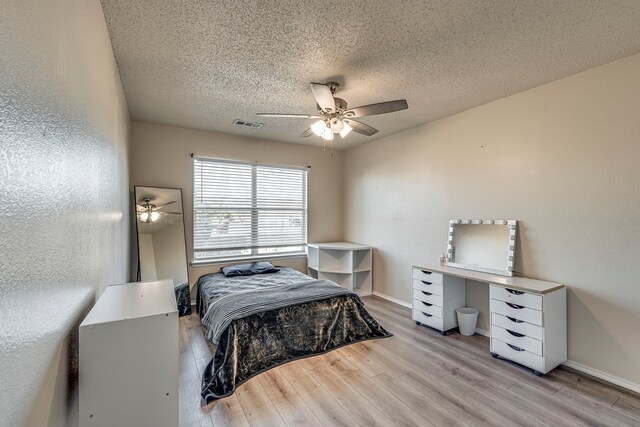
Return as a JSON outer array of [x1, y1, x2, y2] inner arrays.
[[134, 186, 191, 316]]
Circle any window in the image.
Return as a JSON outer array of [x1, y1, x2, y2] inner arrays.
[[193, 157, 308, 262]]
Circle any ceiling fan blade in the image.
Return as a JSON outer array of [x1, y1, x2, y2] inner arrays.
[[310, 83, 335, 113], [346, 119, 378, 136], [162, 212, 182, 215], [257, 113, 321, 119], [344, 99, 408, 118], [299, 128, 314, 137], [155, 201, 176, 210]]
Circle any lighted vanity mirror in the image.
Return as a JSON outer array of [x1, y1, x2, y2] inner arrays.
[[446, 219, 517, 277]]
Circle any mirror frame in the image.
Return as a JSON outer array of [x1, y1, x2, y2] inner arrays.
[[134, 185, 190, 286], [446, 219, 518, 277]]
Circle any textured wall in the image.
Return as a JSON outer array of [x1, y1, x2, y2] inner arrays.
[[130, 121, 343, 289], [343, 54, 640, 389], [0, 0, 130, 426]]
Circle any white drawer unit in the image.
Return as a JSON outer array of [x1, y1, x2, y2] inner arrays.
[[412, 267, 465, 334], [80, 280, 178, 427], [490, 284, 566, 375]]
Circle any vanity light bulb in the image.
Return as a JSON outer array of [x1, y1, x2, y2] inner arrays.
[[150, 211, 160, 222], [139, 212, 149, 222]]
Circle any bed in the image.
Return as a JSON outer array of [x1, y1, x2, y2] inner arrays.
[[195, 266, 391, 402]]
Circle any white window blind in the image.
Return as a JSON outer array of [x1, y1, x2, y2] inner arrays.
[[193, 157, 308, 262]]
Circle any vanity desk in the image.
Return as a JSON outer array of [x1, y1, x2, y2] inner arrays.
[[412, 264, 566, 375]]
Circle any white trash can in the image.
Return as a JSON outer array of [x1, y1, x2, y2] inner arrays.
[[456, 307, 479, 336]]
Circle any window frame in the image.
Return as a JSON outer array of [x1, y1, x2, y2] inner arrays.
[[191, 156, 308, 265]]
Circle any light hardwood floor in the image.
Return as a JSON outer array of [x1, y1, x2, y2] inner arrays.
[[180, 296, 640, 426]]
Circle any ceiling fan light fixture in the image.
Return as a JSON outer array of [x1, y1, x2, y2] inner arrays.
[[139, 211, 149, 222], [150, 211, 160, 222], [329, 117, 344, 133], [311, 120, 326, 136], [339, 123, 352, 138], [321, 127, 334, 141]]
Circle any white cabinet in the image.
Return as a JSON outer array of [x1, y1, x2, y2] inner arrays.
[[308, 242, 372, 296], [79, 280, 178, 427], [411, 267, 465, 334], [490, 284, 567, 375]]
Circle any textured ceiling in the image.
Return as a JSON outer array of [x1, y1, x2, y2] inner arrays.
[[100, 0, 640, 149]]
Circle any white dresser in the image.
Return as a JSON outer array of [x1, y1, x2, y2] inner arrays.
[[79, 280, 178, 427], [308, 242, 372, 296], [412, 268, 465, 334], [412, 265, 566, 375]]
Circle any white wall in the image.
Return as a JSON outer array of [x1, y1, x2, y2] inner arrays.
[[130, 121, 343, 288], [0, 0, 130, 426], [343, 53, 640, 388]]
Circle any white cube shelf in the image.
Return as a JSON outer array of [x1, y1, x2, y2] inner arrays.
[[307, 242, 372, 296]]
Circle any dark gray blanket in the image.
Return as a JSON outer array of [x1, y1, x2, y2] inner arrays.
[[201, 274, 350, 345], [196, 268, 392, 401]]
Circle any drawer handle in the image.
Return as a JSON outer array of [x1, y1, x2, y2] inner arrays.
[[506, 329, 525, 338], [506, 302, 525, 310], [421, 301, 433, 307], [507, 343, 525, 352], [506, 288, 525, 295], [506, 316, 524, 323], [421, 291, 433, 296], [421, 270, 433, 275], [421, 312, 433, 317], [421, 281, 433, 285]]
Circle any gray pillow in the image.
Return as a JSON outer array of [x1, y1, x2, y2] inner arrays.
[[220, 262, 280, 277]]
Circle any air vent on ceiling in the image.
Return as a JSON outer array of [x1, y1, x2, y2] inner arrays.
[[233, 119, 264, 129]]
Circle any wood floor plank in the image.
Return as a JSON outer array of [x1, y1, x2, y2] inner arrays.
[[371, 372, 467, 427], [509, 380, 618, 426], [309, 364, 394, 427], [257, 369, 322, 427], [343, 370, 434, 426], [317, 350, 358, 376], [437, 374, 542, 427], [278, 363, 361, 427], [554, 387, 640, 427], [334, 345, 386, 377], [235, 378, 287, 427], [472, 378, 576, 427], [400, 371, 496, 426], [350, 341, 412, 377], [297, 355, 327, 371], [209, 395, 251, 427], [613, 396, 640, 421]]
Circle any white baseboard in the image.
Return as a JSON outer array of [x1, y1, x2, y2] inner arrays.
[[562, 359, 640, 394], [371, 291, 412, 309]]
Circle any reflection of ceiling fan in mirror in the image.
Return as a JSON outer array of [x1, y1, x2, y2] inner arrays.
[[257, 82, 408, 143], [137, 197, 180, 223]]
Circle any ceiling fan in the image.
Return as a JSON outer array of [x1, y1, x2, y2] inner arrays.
[[136, 197, 180, 223], [257, 82, 408, 141]]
